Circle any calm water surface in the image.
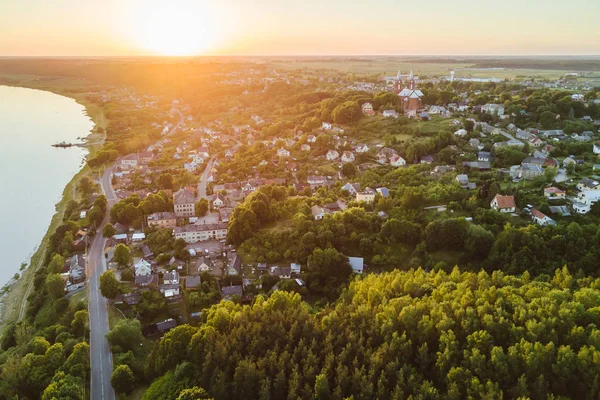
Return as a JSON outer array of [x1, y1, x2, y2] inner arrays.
[[0, 86, 92, 285]]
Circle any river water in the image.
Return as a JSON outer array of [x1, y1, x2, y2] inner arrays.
[[0, 86, 92, 286]]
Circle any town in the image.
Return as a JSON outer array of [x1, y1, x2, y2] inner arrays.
[[3, 57, 600, 399]]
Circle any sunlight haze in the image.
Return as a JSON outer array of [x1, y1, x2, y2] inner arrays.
[[1, 0, 599, 56]]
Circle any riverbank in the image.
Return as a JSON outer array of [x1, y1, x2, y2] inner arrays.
[[0, 77, 108, 329]]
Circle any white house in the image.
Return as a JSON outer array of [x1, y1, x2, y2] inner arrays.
[[356, 188, 376, 203], [361, 102, 374, 115], [531, 208, 556, 226], [482, 104, 505, 116], [341, 182, 359, 195], [322, 122, 332, 130], [120, 154, 139, 169], [341, 151, 355, 163], [307, 135, 317, 143], [326, 149, 340, 160], [311, 205, 326, 220], [490, 194, 516, 213], [173, 223, 228, 243], [594, 142, 600, 155], [348, 257, 364, 274], [390, 154, 406, 167], [184, 162, 198, 172], [355, 144, 369, 153], [212, 193, 226, 208], [577, 189, 600, 208], [301, 144, 311, 152], [277, 148, 290, 158], [382, 110, 399, 118], [135, 259, 152, 276]]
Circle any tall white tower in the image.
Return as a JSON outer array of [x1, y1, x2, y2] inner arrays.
[[450, 70, 455, 83]]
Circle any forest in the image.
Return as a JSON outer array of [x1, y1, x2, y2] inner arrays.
[[139, 267, 600, 399]]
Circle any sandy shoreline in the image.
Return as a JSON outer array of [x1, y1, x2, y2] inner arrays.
[[0, 80, 106, 329]]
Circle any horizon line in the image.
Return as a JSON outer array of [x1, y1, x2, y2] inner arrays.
[[1, 54, 600, 59]]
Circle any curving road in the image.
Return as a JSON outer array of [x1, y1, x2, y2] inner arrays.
[[88, 167, 117, 400]]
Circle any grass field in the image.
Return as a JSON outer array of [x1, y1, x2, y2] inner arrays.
[[272, 59, 574, 80]]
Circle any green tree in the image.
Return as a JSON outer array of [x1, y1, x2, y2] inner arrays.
[[196, 198, 209, 217], [111, 364, 136, 395], [99, 270, 121, 299], [177, 387, 213, 400], [42, 372, 84, 400], [46, 273, 65, 299], [114, 243, 132, 267], [102, 223, 117, 238], [48, 254, 65, 274], [341, 163, 356, 177], [71, 310, 89, 337], [106, 318, 143, 352]]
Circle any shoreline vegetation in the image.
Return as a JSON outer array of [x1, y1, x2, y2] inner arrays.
[[0, 76, 107, 330]]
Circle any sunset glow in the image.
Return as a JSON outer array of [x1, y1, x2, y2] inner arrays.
[[125, 2, 224, 56], [0, 0, 599, 56]]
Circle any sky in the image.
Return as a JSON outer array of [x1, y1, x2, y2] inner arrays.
[[1, 0, 599, 56]]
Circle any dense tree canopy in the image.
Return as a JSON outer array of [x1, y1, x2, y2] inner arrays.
[[143, 268, 600, 399]]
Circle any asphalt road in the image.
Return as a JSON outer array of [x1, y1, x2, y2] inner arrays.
[[88, 167, 117, 400], [197, 156, 216, 200]]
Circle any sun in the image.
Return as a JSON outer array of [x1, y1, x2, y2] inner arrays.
[[127, 2, 223, 56]]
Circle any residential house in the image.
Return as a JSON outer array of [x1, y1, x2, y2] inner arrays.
[[341, 151, 355, 163], [184, 162, 198, 172], [290, 263, 302, 274], [326, 149, 340, 161], [270, 266, 291, 279], [156, 318, 177, 334], [307, 135, 317, 143], [478, 152, 491, 162], [307, 175, 328, 186], [185, 275, 201, 290], [173, 188, 196, 217], [355, 144, 369, 153], [222, 285, 243, 300], [135, 259, 152, 276], [322, 122, 332, 130], [481, 104, 505, 116], [226, 254, 242, 276], [173, 223, 228, 243], [341, 182, 360, 195], [120, 154, 139, 169], [455, 174, 470, 188], [531, 208, 556, 226], [277, 148, 290, 158], [147, 212, 177, 229], [361, 102, 375, 115], [519, 163, 544, 180], [593, 142, 600, 155], [382, 110, 399, 118], [301, 144, 311, 152], [577, 178, 600, 191], [544, 187, 566, 199], [311, 205, 326, 220], [420, 155, 434, 164], [390, 154, 406, 167], [139, 151, 154, 165], [376, 187, 390, 197], [212, 193, 226, 208], [356, 187, 376, 203], [490, 194, 516, 213], [163, 270, 179, 285], [348, 257, 364, 274]]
